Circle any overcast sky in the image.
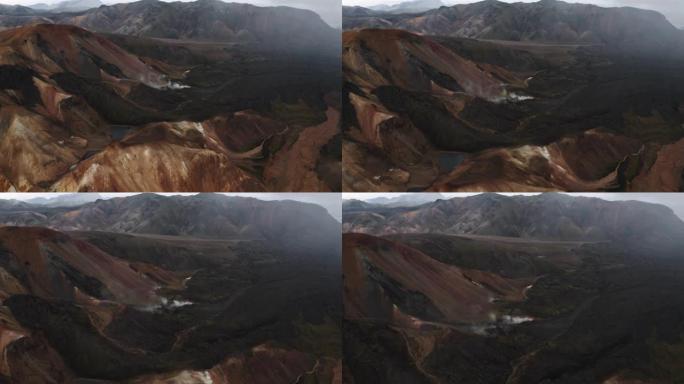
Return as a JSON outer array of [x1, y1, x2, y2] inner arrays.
[[343, 193, 684, 221], [0, 193, 342, 221], [343, 0, 684, 28]]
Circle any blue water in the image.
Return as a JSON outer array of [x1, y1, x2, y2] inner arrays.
[[438, 152, 466, 172], [111, 125, 133, 141]]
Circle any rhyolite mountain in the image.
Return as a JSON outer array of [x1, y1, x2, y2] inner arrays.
[[342, 0, 684, 193], [0, 195, 342, 383], [344, 194, 684, 383], [343, 16, 684, 192], [344, 0, 684, 55], [343, 193, 684, 244], [0, 3, 340, 192]]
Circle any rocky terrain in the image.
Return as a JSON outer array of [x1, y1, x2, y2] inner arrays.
[[0, 0, 341, 192], [343, 0, 684, 192], [343, 193, 684, 383], [0, 193, 342, 383]]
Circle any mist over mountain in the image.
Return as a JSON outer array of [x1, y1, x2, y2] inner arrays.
[[344, 192, 684, 383], [0, 0, 340, 51], [29, 0, 102, 12], [344, 0, 684, 55], [369, 0, 444, 14], [0, 193, 341, 251], [344, 193, 684, 245], [0, 192, 342, 382], [0, 4, 35, 14], [0, 0, 341, 193], [363, 193, 446, 206], [342, 1, 684, 192], [25, 193, 105, 207]]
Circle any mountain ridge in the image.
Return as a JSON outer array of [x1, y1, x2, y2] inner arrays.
[[369, 0, 444, 14], [0, 194, 341, 253], [0, 196, 342, 383], [343, 193, 684, 245], [343, 0, 684, 56], [28, 0, 103, 13], [0, 20, 340, 192], [0, 0, 340, 52], [343, 205, 684, 383]]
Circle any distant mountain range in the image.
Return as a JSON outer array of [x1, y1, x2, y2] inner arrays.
[[0, 0, 339, 50], [0, 193, 340, 250], [344, 0, 684, 55], [369, 0, 443, 14], [0, 4, 35, 15], [29, 0, 102, 12], [360, 193, 446, 207], [344, 193, 684, 246], [0, 0, 340, 193], [25, 193, 104, 207]]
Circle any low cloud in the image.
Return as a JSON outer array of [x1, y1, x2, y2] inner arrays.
[[591, 0, 684, 27], [234, 0, 341, 27]]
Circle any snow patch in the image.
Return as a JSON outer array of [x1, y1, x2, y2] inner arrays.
[[523, 284, 534, 296], [141, 74, 191, 90], [140, 297, 194, 312], [162, 297, 193, 308], [165, 81, 191, 90], [469, 313, 536, 336], [501, 315, 534, 325], [491, 90, 535, 103], [508, 92, 535, 102]]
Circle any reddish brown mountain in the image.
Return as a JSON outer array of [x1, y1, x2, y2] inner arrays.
[[0, 195, 342, 383], [342, 27, 684, 191], [343, 194, 684, 383], [0, 22, 340, 192]]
